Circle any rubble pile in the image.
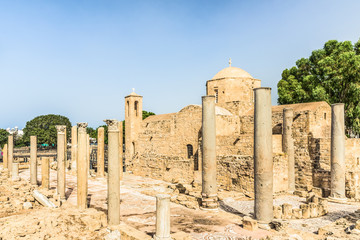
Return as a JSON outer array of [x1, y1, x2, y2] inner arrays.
[[0, 169, 109, 240]]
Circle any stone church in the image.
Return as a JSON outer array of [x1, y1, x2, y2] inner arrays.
[[123, 63, 360, 198]]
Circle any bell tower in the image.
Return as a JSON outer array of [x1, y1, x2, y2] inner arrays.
[[124, 89, 143, 166]]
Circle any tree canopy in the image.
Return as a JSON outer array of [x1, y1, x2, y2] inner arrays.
[[277, 39, 360, 136], [0, 129, 9, 148], [142, 110, 155, 120], [23, 114, 72, 146]]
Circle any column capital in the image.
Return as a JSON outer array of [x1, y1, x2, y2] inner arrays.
[[104, 119, 119, 132], [77, 122, 88, 133], [55, 125, 66, 134]]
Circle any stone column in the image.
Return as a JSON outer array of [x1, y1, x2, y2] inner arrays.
[[87, 134, 90, 174], [63, 127, 67, 169], [119, 121, 124, 180], [71, 126, 78, 170], [282, 108, 295, 192], [97, 127, 105, 177], [77, 122, 88, 209], [154, 194, 171, 240], [12, 162, 20, 181], [41, 157, 50, 189], [254, 87, 273, 223], [56, 125, 66, 200], [104, 119, 120, 226], [2, 144, 8, 170], [8, 135, 14, 172], [330, 103, 346, 200], [30, 136, 38, 185], [200, 95, 218, 211]]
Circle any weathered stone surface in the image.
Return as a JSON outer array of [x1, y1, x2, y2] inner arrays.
[[270, 220, 288, 231], [300, 204, 310, 219], [80, 215, 101, 231], [243, 216, 258, 231], [292, 208, 302, 219], [309, 203, 318, 218], [105, 230, 121, 240], [273, 206, 282, 219], [23, 202, 33, 209], [172, 231, 192, 240], [282, 204, 292, 219], [355, 220, 360, 230]]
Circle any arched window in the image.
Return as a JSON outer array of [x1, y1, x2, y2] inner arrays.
[[132, 142, 136, 155], [187, 144, 193, 159], [127, 101, 130, 117], [134, 101, 138, 117], [214, 88, 218, 103]]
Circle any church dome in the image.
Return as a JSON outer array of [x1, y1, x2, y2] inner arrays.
[[212, 66, 253, 80]]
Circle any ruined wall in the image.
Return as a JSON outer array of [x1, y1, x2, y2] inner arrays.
[[128, 105, 203, 182], [217, 154, 288, 196], [311, 137, 360, 198]]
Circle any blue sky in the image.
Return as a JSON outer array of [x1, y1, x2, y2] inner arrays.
[[1, 0, 360, 128]]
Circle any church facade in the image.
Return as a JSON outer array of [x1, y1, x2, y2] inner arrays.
[[124, 64, 360, 198]]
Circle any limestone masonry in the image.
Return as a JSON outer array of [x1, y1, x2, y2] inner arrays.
[[126, 64, 360, 199]]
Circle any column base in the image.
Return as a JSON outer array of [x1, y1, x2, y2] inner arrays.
[[328, 196, 347, 203], [201, 193, 219, 211], [153, 235, 171, 240], [258, 223, 271, 230], [199, 206, 219, 212]]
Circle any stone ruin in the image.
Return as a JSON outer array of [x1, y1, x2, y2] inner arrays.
[[0, 63, 360, 239]]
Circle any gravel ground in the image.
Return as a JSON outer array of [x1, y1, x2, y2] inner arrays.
[[221, 194, 360, 233]]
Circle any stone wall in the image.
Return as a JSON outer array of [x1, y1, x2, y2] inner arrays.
[[310, 137, 360, 198], [217, 153, 288, 196], [128, 99, 360, 199]]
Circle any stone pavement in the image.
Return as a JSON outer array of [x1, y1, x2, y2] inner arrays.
[[18, 166, 360, 239], [19, 167, 271, 239]]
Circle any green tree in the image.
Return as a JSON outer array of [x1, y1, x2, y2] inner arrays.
[[142, 110, 155, 120], [0, 129, 9, 148], [278, 39, 360, 136], [23, 114, 72, 146], [86, 127, 97, 139], [94, 125, 108, 144]]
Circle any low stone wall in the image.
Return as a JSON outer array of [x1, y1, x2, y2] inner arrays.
[[274, 197, 328, 219]]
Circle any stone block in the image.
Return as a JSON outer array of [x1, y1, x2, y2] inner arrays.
[[80, 215, 101, 231], [309, 203, 318, 218], [116, 222, 152, 240], [294, 190, 308, 197], [318, 227, 333, 236], [319, 198, 328, 209], [300, 204, 310, 219], [306, 194, 319, 204], [282, 203, 292, 219], [355, 220, 360, 230], [292, 208, 302, 219], [243, 216, 258, 231], [317, 204, 327, 216], [23, 202, 33, 209], [270, 220, 289, 231], [311, 187, 323, 197], [273, 206, 282, 219]]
